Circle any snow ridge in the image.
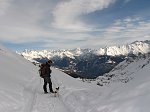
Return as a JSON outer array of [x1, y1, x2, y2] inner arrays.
[[19, 40, 150, 62]]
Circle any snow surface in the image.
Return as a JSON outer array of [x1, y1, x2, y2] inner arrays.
[[1, 44, 150, 112]]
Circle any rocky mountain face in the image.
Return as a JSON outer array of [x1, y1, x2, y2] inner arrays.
[[19, 40, 150, 78]]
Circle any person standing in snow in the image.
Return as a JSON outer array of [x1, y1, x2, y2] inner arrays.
[[39, 60, 54, 94]]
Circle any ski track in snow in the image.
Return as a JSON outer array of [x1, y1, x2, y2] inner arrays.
[[27, 72, 89, 112], [25, 76, 70, 112]]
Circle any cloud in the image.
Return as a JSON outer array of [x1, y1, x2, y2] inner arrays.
[[72, 16, 150, 48], [0, 0, 59, 43], [0, 0, 12, 16], [0, 0, 149, 50], [52, 0, 116, 32], [97, 16, 150, 46]]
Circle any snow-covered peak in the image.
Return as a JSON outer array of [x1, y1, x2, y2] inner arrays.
[[71, 47, 83, 56], [95, 40, 150, 56], [19, 40, 150, 62]]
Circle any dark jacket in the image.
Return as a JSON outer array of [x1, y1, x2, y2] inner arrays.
[[43, 62, 52, 77]]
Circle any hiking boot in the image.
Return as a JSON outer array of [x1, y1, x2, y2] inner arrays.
[[50, 91, 54, 93], [44, 91, 48, 94]]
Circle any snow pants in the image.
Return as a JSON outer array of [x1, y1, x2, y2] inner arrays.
[[43, 77, 53, 93]]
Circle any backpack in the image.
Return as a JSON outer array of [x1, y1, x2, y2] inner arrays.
[[39, 64, 46, 78]]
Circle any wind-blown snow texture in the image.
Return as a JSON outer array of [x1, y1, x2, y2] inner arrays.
[[1, 44, 150, 112]]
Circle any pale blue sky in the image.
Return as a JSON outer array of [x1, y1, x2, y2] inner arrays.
[[0, 0, 150, 51]]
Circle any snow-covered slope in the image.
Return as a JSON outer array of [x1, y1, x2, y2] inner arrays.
[[1, 44, 150, 112], [0, 44, 95, 112], [99, 53, 150, 84], [0, 45, 55, 111], [19, 40, 150, 62], [0, 44, 40, 112], [98, 55, 150, 112]]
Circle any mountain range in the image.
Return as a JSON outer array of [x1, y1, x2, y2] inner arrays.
[[19, 40, 150, 78]]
